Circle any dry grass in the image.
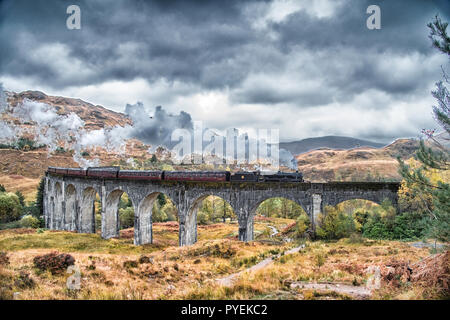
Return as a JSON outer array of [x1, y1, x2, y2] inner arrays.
[[0, 220, 447, 300], [0, 174, 41, 202]]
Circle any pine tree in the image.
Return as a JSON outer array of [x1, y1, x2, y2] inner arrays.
[[398, 16, 450, 242], [15, 191, 25, 207], [35, 177, 45, 217]]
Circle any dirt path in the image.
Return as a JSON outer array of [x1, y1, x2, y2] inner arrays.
[[290, 282, 371, 299], [216, 224, 373, 299], [216, 244, 305, 287]]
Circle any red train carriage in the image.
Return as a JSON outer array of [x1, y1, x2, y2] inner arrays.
[[66, 168, 87, 177], [163, 171, 229, 182], [48, 167, 68, 175], [118, 170, 163, 180], [87, 166, 119, 179], [47, 167, 56, 174]]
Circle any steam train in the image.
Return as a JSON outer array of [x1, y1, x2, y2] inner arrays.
[[47, 167, 304, 183]]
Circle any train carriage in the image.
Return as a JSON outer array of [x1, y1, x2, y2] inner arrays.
[[48, 167, 68, 175], [87, 166, 119, 179], [66, 168, 87, 177], [164, 171, 229, 182], [47, 166, 304, 183], [118, 170, 163, 181]]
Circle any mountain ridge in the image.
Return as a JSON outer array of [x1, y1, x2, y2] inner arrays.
[[280, 136, 386, 155]]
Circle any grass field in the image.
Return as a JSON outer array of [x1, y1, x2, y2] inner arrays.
[[0, 217, 447, 300]]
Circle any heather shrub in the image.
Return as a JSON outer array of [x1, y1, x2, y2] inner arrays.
[[0, 252, 9, 266], [123, 260, 139, 269], [14, 271, 35, 289]]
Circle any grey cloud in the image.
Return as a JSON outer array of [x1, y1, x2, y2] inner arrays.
[[1, 0, 449, 143], [124, 102, 193, 147]]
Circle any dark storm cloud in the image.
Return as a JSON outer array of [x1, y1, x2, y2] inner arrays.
[[0, 0, 448, 95], [0, 0, 260, 88], [124, 102, 193, 147], [231, 0, 450, 107], [0, 0, 449, 144]]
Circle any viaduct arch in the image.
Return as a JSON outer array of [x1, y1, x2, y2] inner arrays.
[[43, 171, 400, 246]]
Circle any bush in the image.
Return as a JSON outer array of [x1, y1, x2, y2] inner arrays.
[[119, 207, 134, 229], [138, 255, 153, 264], [15, 137, 36, 150], [362, 213, 392, 239], [295, 215, 311, 238], [20, 215, 40, 228], [15, 191, 25, 207], [361, 210, 430, 240], [35, 177, 45, 218], [95, 213, 102, 231], [55, 146, 65, 154], [33, 252, 75, 274], [315, 251, 327, 270], [14, 271, 35, 289], [0, 192, 22, 223], [152, 205, 168, 222], [197, 211, 208, 225], [347, 233, 365, 244], [316, 206, 353, 240], [391, 211, 430, 240], [0, 220, 21, 230], [0, 252, 9, 266], [123, 260, 138, 269], [23, 203, 41, 219]]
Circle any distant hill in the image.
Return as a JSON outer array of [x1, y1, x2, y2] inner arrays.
[[280, 136, 386, 155], [295, 138, 420, 182]]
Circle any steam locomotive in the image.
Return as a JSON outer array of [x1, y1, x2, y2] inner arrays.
[[47, 167, 304, 183]]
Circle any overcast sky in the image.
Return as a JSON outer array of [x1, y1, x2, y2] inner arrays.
[[1, 0, 449, 143]]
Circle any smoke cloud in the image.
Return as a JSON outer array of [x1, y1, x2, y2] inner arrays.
[[0, 84, 7, 113], [0, 83, 297, 169], [124, 102, 193, 148]]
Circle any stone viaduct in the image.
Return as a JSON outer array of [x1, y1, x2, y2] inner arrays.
[[43, 172, 400, 246]]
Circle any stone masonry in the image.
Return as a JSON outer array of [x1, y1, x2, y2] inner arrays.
[[43, 172, 400, 246]]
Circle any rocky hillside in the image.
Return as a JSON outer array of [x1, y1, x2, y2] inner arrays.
[[5, 90, 131, 130], [297, 139, 420, 182]]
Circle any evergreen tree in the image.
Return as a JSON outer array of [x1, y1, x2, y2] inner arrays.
[[35, 177, 45, 217], [15, 190, 25, 207], [398, 16, 450, 242], [157, 193, 166, 207]]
